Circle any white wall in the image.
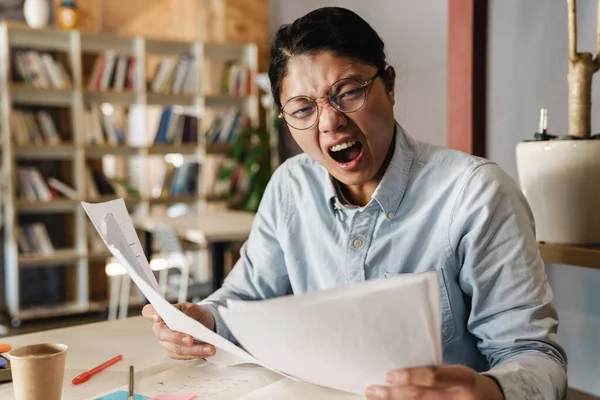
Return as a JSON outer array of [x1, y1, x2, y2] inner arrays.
[[487, 0, 600, 396], [270, 0, 448, 151]]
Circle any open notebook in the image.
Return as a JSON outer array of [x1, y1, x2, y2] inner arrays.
[[81, 198, 442, 396]]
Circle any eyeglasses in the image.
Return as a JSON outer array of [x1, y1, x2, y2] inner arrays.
[[278, 70, 385, 130]]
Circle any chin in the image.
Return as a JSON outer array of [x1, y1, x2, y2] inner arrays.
[[329, 168, 373, 187]]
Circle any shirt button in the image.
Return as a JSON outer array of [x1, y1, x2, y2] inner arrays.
[[353, 239, 363, 248], [334, 202, 342, 209], [387, 211, 393, 218]]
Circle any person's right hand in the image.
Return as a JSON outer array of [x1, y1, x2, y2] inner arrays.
[[142, 302, 216, 360]]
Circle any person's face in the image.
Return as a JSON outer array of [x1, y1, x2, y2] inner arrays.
[[279, 51, 396, 187]]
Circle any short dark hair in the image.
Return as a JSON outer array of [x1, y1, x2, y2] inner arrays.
[[268, 7, 388, 110]]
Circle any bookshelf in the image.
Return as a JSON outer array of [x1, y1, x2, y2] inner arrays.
[[0, 21, 262, 325]]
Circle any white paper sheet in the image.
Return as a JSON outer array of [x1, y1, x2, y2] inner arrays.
[[108, 243, 258, 367], [81, 199, 160, 293], [131, 362, 284, 399], [219, 271, 442, 395], [82, 200, 280, 369], [81, 199, 442, 396]]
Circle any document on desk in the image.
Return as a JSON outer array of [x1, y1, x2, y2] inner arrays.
[[82, 198, 442, 396]]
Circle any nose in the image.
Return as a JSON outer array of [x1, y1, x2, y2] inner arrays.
[[318, 103, 347, 135]]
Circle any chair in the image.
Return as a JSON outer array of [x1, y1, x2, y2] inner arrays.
[[151, 226, 192, 304], [105, 225, 193, 320]]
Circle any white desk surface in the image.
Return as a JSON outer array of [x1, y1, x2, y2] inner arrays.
[[0, 317, 363, 400], [131, 209, 256, 244]]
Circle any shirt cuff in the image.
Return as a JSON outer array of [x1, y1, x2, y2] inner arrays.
[[481, 354, 567, 400], [198, 301, 234, 342]]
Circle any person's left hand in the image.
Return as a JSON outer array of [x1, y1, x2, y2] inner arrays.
[[365, 365, 504, 400]]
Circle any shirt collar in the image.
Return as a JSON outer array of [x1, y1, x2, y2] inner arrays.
[[324, 121, 414, 215]]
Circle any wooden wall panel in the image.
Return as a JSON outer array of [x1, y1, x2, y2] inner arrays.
[[98, 0, 203, 41], [222, 0, 270, 72], [55, 0, 270, 71]]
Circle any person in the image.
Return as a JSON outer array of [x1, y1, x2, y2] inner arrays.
[[142, 6, 567, 400]]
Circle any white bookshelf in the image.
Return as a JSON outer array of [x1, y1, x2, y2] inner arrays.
[[0, 21, 261, 325]]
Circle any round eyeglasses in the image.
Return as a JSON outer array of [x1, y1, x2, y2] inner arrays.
[[278, 70, 385, 130]]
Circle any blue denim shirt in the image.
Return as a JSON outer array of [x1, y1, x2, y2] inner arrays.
[[201, 124, 567, 399]]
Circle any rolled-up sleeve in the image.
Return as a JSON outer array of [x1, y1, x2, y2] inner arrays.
[[449, 162, 568, 400], [199, 163, 291, 342]]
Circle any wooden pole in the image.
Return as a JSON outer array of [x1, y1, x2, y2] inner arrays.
[[596, 0, 600, 70], [447, 0, 487, 156], [566, 0, 599, 138]]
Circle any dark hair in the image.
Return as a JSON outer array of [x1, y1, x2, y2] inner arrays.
[[268, 7, 388, 110]]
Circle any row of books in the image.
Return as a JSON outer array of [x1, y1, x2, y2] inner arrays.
[[221, 62, 253, 97], [18, 222, 104, 256], [153, 107, 198, 144], [10, 109, 62, 145], [10, 107, 251, 147], [17, 223, 54, 255], [87, 51, 138, 92], [12, 51, 71, 89], [206, 107, 251, 144], [17, 166, 59, 201], [153, 161, 199, 198], [85, 166, 140, 199], [16, 165, 139, 201], [84, 106, 126, 145], [10, 50, 253, 96], [149, 55, 195, 95]]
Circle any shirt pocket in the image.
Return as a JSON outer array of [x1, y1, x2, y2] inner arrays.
[[382, 268, 456, 344]]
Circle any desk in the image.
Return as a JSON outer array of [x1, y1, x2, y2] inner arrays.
[[0, 317, 361, 399], [132, 210, 256, 292]]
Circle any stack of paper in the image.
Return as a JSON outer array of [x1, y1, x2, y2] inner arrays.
[[81, 199, 442, 395]]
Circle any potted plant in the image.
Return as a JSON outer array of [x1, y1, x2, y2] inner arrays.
[[217, 125, 273, 212], [515, 0, 600, 245], [215, 73, 278, 213]]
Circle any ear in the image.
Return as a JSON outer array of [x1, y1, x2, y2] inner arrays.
[[384, 66, 396, 105]]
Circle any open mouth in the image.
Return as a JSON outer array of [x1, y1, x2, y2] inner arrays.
[[328, 140, 364, 164]]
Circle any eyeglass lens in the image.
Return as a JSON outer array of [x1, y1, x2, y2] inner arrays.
[[282, 77, 368, 130]]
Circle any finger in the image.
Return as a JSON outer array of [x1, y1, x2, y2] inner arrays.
[[386, 366, 476, 389], [159, 340, 215, 358], [366, 385, 445, 400], [152, 322, 194, 346], [141, 304, 157, 320], [142, 304, 164, 323], [386, 368, 435, 387]]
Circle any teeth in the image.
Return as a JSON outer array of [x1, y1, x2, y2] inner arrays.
[[330, 141, 356, 152]]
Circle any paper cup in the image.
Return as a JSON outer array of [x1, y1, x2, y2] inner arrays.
[[8, 343, 68, 400]]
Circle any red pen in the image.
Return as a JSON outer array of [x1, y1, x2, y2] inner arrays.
[[72, 354, 123, 385]]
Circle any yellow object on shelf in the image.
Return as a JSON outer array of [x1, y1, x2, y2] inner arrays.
[[56, 0, 79, 29]]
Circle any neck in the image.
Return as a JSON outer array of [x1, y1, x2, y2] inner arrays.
[[339, 135, 396, 207]]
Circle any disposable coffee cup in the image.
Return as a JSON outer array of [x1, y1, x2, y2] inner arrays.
[[8, 343, 68, 400]]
